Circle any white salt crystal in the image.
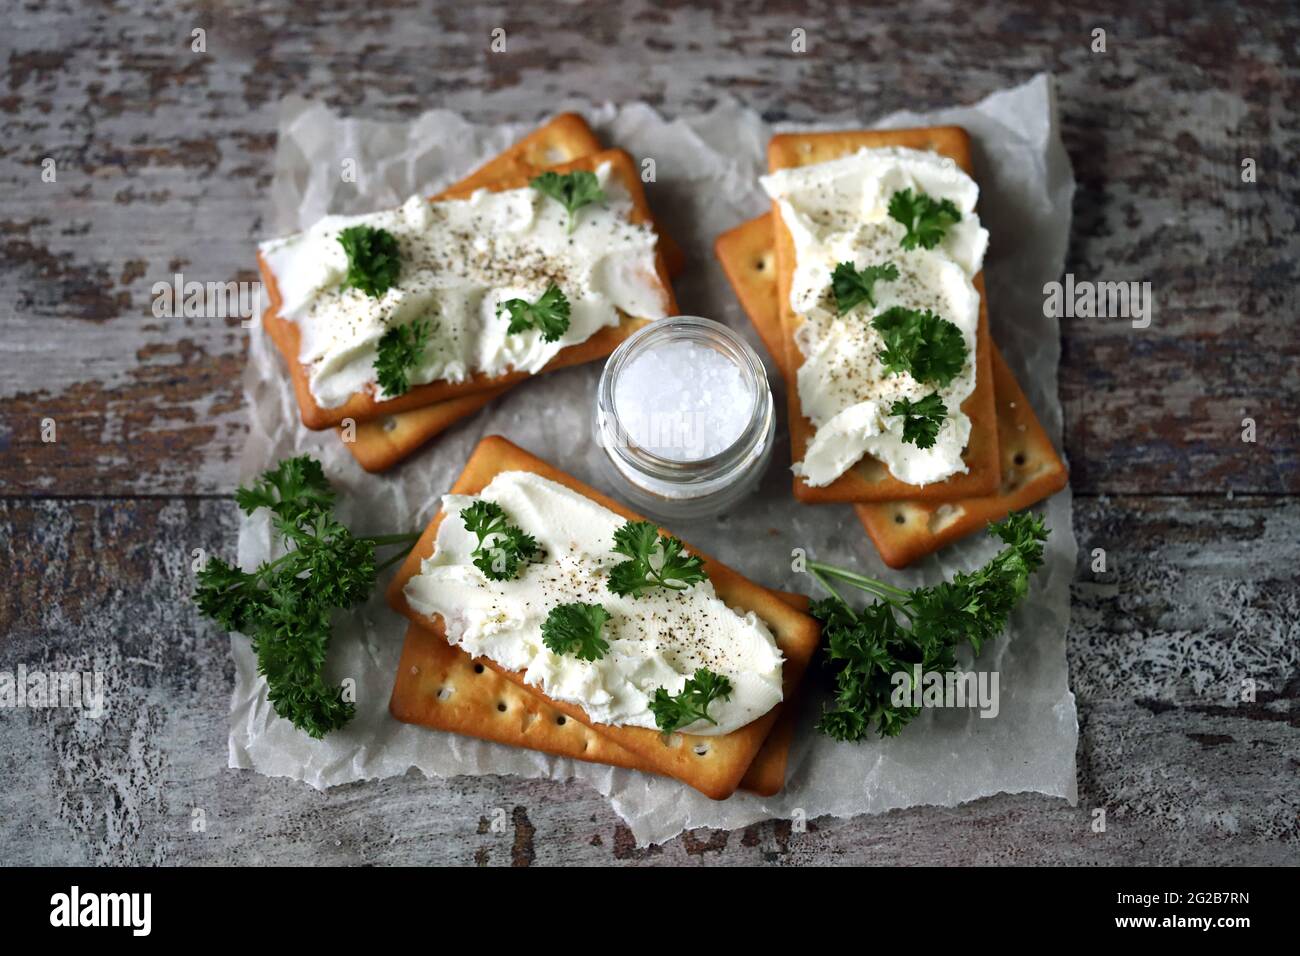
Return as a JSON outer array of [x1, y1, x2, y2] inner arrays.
[[613, 340, 752, 461]]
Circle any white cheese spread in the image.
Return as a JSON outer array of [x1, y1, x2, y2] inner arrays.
[[259, 162, 668, 408], [403, 471, 785, 735], [760, 146, 989, 486]]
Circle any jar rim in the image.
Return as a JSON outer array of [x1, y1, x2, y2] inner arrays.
[[597, 315, 773, 486]]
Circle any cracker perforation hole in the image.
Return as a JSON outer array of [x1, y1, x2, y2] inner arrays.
[[894, 512, 906, 525], [1013, 452, 1026, 466], [381, 416, 398, 433], [555, 715, 567, 726], [473, 663, 485, 674], [496, 701, 507, 713], [692, 743, 709, 757], [436, 686, 453, 702]]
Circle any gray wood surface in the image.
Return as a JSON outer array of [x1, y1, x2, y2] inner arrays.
[[1, 0, 1296, 865]]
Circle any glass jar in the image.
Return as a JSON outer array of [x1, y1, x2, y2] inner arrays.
[[594, 315, 775, 521]]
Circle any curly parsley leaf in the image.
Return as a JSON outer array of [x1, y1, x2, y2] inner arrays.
[[374, 319, 431, 397], [460, 500, 542, 582], [871, 306, 968, 388], [496, 282, 571, 342], [889, 392, 948, 449], [530, 170, 606, 233], [606, 520, 708, 598], [194, 457, 420, 739], [649, 668, 734, 734], [337, 225, 401, 298], [806, 511, 1049, 741], [542, 602, 611, 661], [831, 261, 899, 315], [887, 188, 962, 251], [234, 455, 335, 523]]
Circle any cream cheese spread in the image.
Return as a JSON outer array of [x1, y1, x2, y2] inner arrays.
[[760, 146, 989, 486], [403, 471, 785, 735], [259, 162, 668, 408]]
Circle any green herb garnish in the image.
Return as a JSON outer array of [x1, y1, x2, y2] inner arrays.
[[496, 282, 571, 342], [887, 188, 961, 251], [606, 520, 707, 598], [806, 512, 1049, 741], [871, 306, 967, 388], [337, 225, 401, 298], [831, 261, 899, 315], [649, 669, 734, 734], [889, 392, 948, 449], [530, 170, 606, 233], [541, 602, 611, 661], [460, 500, 542, 582], [194, 456, 421, 738], [374, 319, 431, 397]]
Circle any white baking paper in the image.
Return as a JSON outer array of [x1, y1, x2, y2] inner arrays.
[[230, 73, 1078, 847]]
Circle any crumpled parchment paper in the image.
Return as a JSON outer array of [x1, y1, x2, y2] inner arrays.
[[230, 73, 1078, 847]]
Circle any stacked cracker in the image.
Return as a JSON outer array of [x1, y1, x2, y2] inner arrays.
[[257, 114, 687, 472], [386, 437, 822, 799], [717, 127, 1068, 568], [261, 115, 818, 799]]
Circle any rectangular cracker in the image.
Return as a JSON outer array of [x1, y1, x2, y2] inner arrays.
[[391, 585, 810, 796], [385, 435, 822, 800], [767, 127, 1001, 503], [341, 116, 686, 474], [717, 212, 1068, 568], [853, 350, 1069, 567], [259, 147, 679, 430]]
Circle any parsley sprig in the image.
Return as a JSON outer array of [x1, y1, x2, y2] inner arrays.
[[871, 306, 967, 388], [542, 602, 611, 661], [338, 225, 401, 298], [459, 500, 542, 582], [606, 520, 708, 598], [194, 456, 421, 738], [374, 319, 431, 397], [831, 261, 899, 315], [806, 512, 1049, 741], [887, 188, 962, 251], [889, 392, 948, 449], [649, 669, 734, 734], [496, 283, 571, 342], [530, 170, 606, 233]]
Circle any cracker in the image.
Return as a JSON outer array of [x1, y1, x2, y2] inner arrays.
[[717, 212, 1068, 568], [260, 148, 679, 430], [341, 116, 687, 474], [853, 350, 1069, 567], [343, 388, 509, 473], [767, 127, 1001, 502], [390, 588, 810, 796], [385, 436, 822, 800]]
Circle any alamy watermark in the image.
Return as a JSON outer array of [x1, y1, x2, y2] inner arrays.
[[891, 664, 1000, 719], [0, 665, 105, 718], [1043, 273, 1152, 329], [152, 273, 263, 328]]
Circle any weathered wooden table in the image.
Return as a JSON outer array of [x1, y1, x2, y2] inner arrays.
[[2, 1, 1296, 865]]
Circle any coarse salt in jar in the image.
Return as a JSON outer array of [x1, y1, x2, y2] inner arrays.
[[594, 315, 775, 520]]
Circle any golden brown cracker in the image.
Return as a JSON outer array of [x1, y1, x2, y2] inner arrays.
[[767, 127, 1001, 503], [260, 147, 678, 430], [342, 388, 508, 473], [717, 212, 1067, 568], [340, 117, 688, 473], [853, 350, 1069, 567], [390, 588, 811, 796], [385, 435, 821, 800]]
